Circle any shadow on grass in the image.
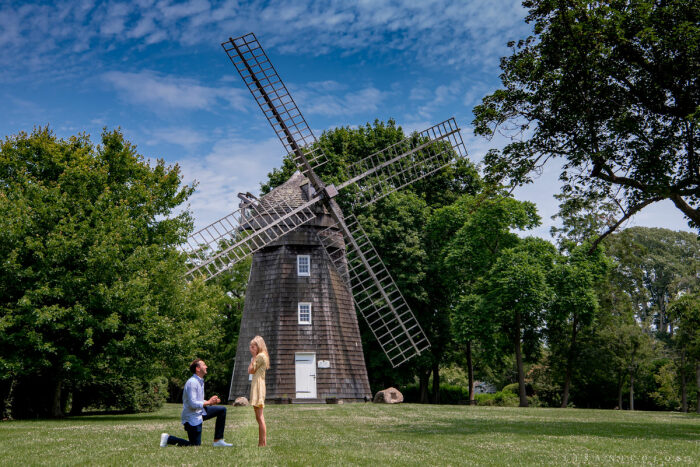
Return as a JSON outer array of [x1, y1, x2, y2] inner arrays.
[[386, 416, 700, 441], [63, 412, 175, 423]]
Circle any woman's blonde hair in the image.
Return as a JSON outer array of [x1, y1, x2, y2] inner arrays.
[[250, 335, 270, 369]]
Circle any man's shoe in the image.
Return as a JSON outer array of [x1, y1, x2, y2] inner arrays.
[[212, 439, 233, 447], [160, 433, 169, 447]]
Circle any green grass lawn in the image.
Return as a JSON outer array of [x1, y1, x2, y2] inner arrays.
[[1, 403, 699, 465]]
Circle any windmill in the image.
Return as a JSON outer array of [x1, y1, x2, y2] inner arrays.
[[180, 33, 468, 402]]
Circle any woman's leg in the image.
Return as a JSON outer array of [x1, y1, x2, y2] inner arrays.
[[254, 406, 267, 446]]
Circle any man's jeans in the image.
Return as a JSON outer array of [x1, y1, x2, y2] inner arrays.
[[167, 406, 227, 446]]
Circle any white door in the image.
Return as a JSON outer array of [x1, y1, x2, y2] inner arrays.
[[295, 352, 317, 398]]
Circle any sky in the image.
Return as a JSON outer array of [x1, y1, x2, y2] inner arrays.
[[1, 0, 693, 238]]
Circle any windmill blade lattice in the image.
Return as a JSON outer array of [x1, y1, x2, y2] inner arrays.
[[337, 118, 468, 207], [319, 215, 430, 368], [222, 33, 327, 175], [180, 195, 318, 281]]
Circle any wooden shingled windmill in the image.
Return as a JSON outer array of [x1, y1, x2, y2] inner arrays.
[[179, 33, 469, 403]]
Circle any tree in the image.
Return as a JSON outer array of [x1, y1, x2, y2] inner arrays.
[[668, 293, 700, 413], [473, 0, 700, 246], [482, 237, 556, 406], [605, 227, 700, 333], [546, 244, 609, 407], [0, 127, 225, 417], [427, 192, 540, 402]]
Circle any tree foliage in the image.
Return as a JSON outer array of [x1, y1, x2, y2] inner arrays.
[[0, 127, 227, 417], [473, 0, 700, 245], [604, 227, 700, 333]]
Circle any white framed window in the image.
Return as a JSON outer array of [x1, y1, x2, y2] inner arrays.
[[297, 255, 310, 276], [298, 302, 312, 324]]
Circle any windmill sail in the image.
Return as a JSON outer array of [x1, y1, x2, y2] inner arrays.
[[336, 118, 468, 207], [222, 33, 327, 174], [319, 215, 430, 368], [180, 193, 318, 281]]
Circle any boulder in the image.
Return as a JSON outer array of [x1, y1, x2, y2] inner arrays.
[[233, 396, 249, 406], [373, 387, 403, 404]]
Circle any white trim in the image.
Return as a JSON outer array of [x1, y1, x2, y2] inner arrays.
[[298, 302, 312, 324], [297, 255, 311, 276]]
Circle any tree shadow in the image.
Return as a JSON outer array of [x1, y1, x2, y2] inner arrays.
[[63, 412, 175, 423], [386, 414, 700, 441]]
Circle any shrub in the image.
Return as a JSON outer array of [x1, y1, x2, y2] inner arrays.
[[72, 376, 167, 413], [502, 382, 534, 396]]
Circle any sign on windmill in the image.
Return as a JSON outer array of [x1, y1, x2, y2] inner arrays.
[[179, 33, 469, 403]]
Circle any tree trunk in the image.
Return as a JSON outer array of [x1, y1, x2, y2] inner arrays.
[[680, 351, 688, 413], [432, 362, 440, 404], [514, 311, 528, 407], [51, 380, 63, 418], [617, 374, 623, 409], [70, 391, 85, 416], [561, 314, 578, 408], [419, 369, 430, 404], [2, 377, 16, 420], [629, 373, 635, 411], [696, 362, 700, 414], [466, 341, 475, 404]]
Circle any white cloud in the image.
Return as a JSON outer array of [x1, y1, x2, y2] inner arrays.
[[102, 70, 248, 111], [295, 85, 386, 117], [159, 0, 211, 21], [0, 1, 531, 79], [99, 2, 132, 35], [416, 81, 463, 119], [147, 127, 208, 148], [127, 15, 157, 39], [178, 134, 286, 230]]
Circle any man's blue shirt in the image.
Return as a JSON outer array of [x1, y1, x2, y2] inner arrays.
[[181, 374, 206, 426]]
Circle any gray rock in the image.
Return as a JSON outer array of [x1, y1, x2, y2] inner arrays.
[[373, 387, 403, 404], [233, 396, 250, 406]]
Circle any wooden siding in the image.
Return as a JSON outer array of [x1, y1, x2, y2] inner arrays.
[[228, 224, 372, 402]]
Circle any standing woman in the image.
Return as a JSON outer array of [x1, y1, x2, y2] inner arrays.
[[248, 335, 269, 447]]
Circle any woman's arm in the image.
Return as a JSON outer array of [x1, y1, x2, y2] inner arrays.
[[248, 356, 255, 374]]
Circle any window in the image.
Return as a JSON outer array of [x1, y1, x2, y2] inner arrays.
[[297, 255, 310, 276], [298, 302, 312, 324]]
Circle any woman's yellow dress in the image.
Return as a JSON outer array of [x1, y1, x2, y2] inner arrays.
[[250, 353, 268, 408]]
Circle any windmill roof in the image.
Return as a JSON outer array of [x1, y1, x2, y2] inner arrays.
[[261, 171, 312, 209]]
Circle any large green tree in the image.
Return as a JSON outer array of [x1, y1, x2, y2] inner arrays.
[[668, 293, 700, 413], [605, 227, 699, 333], [546, 244, 609, 407], [0, 128, 225, 417], [482, 237, 557, 406], [427, 192, 540, 402], [474, 0, 700, 245]]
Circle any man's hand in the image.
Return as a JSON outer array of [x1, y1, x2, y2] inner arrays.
[[205, 395, 221, 406]]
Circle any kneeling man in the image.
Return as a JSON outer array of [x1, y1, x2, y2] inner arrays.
[[160, 359, 232, 447]]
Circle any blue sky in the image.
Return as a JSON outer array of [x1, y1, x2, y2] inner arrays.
[[1, 0, 692, 237]]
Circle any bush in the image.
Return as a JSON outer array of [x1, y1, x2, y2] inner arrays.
[[502, 382, 534, 396], [73, 376, 167, 413], [438, 384, 470, 404], [476, 390, 520, 406], [402, 383, 419, 402], [402, 383, 470, 404], [402, 382, 545, 406]]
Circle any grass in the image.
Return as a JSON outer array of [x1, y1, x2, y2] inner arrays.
[[1, 403, 699, 465]]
